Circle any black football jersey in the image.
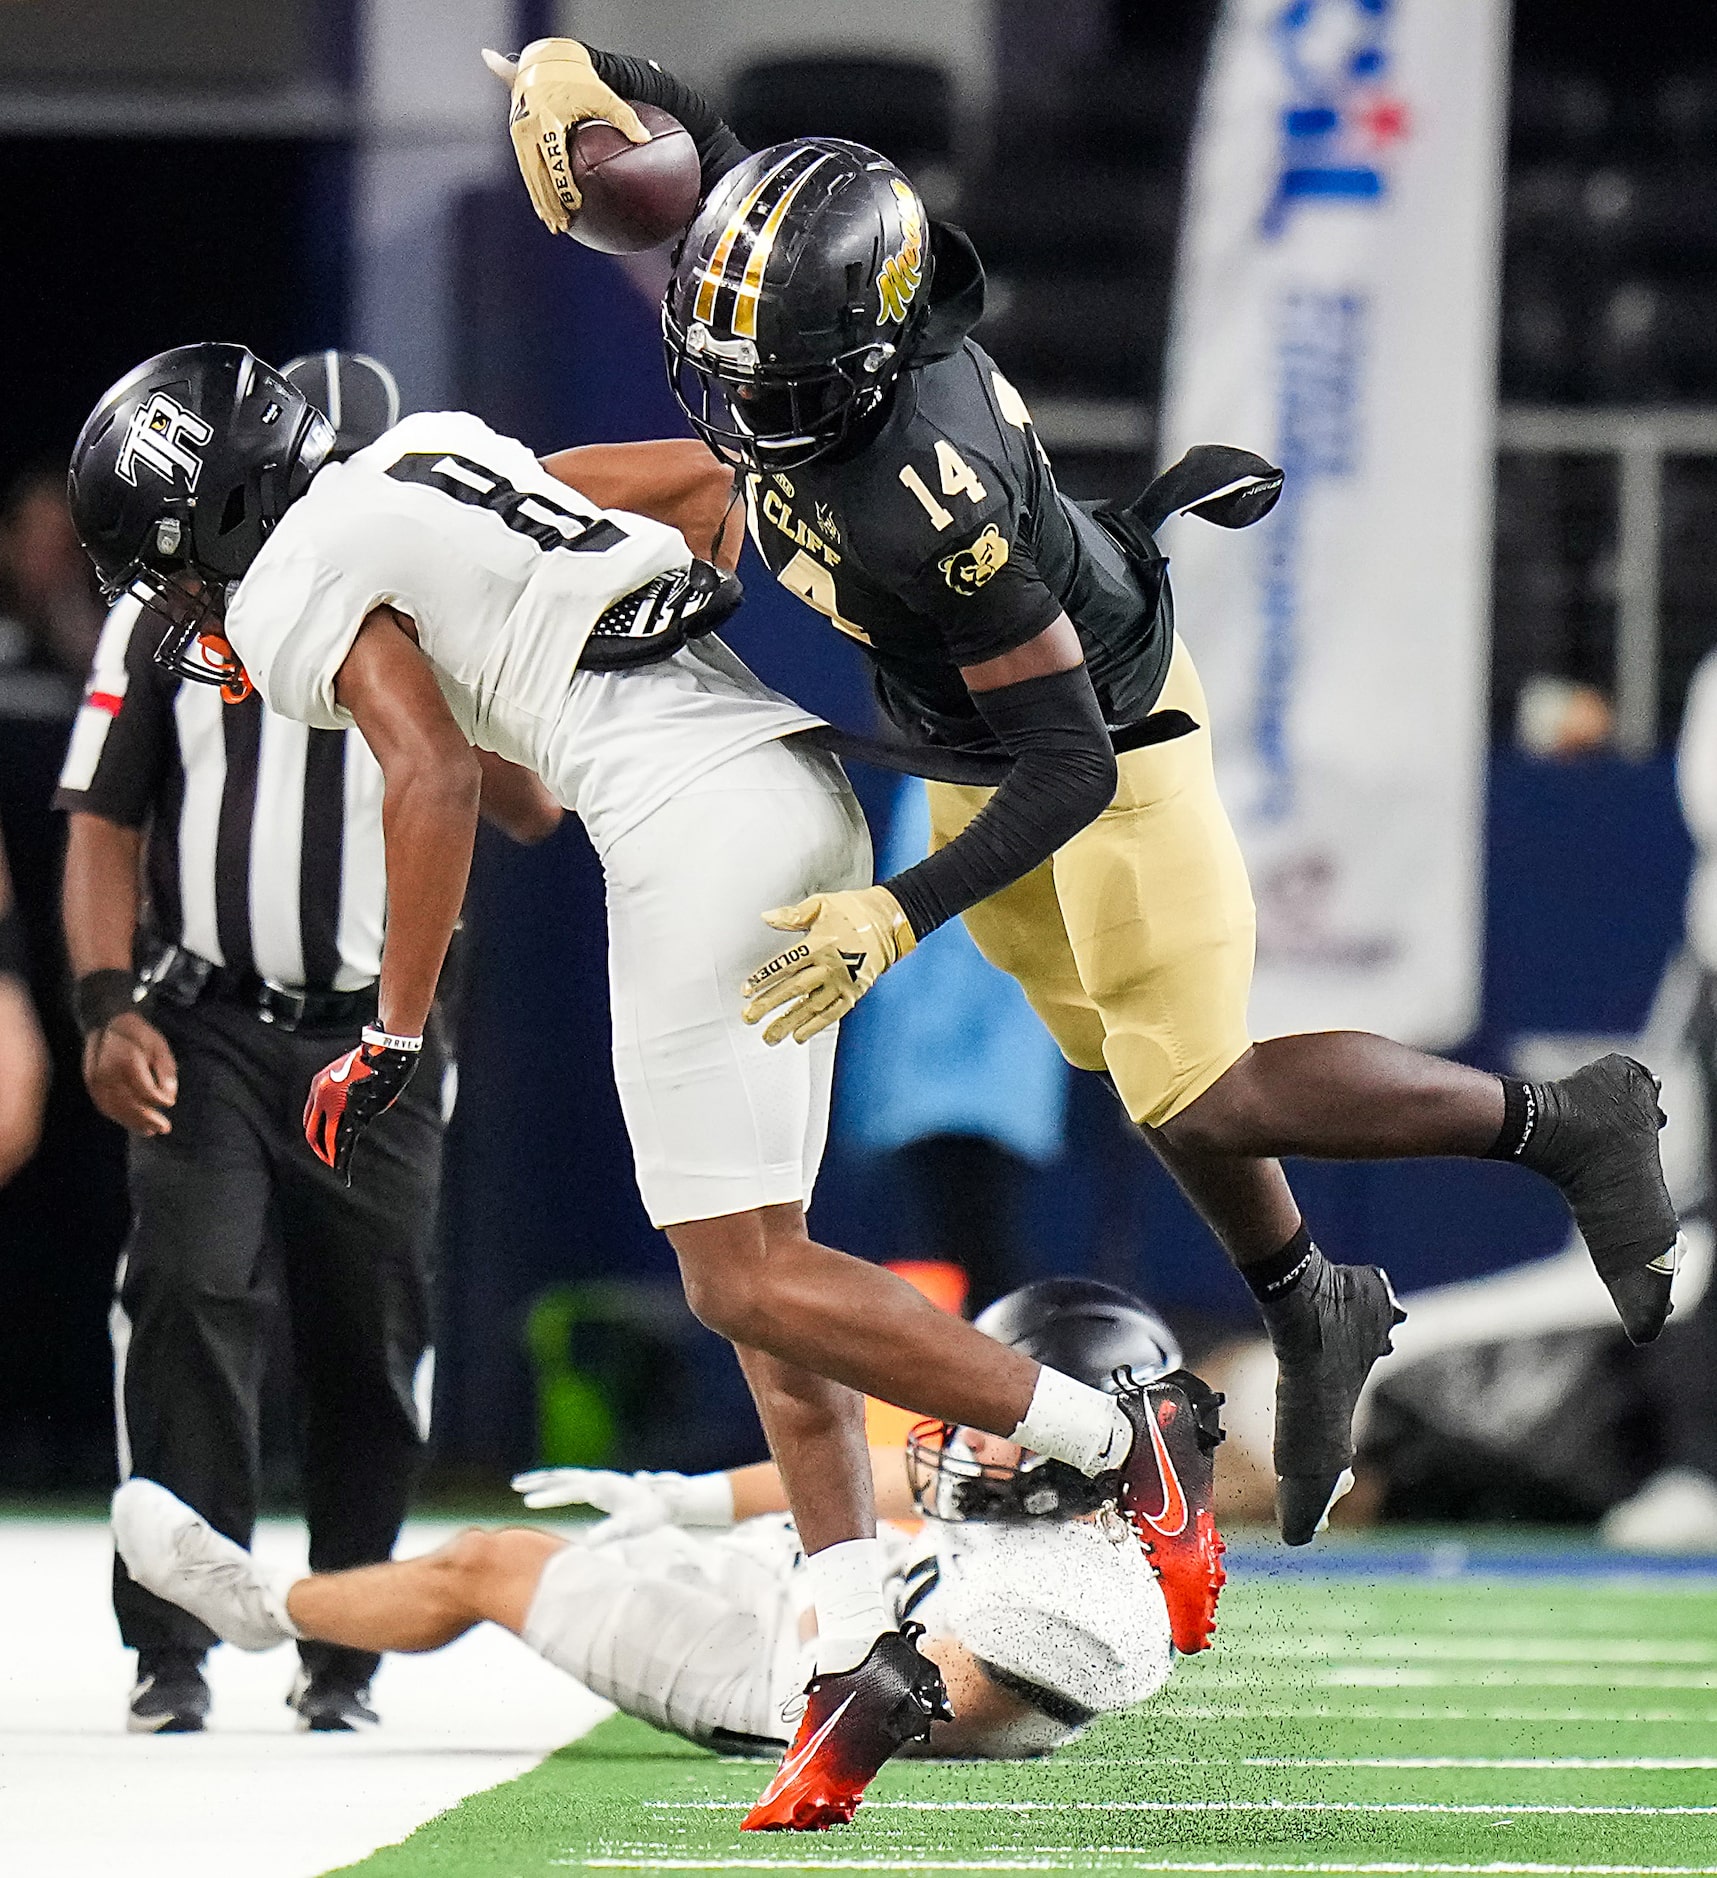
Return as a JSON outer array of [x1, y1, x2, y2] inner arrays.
[[744, 337, 1174, 753]]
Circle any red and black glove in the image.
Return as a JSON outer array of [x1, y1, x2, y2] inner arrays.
[[304, 1026, 422, 1183]]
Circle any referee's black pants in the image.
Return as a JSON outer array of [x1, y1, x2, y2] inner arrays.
[[112, 996, 443, 1688]]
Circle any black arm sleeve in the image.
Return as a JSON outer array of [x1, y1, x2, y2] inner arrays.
[[0, 901, 26, 983], [884, 663, 1118, 941], [586, 47, 752, 194]]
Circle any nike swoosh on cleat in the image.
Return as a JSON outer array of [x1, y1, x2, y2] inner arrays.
[[1135, 1408, 1189, 1538], [753, 1692, 856, 1807]]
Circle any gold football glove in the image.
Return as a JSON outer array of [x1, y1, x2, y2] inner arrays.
[[481, 39, 650, 235], [742, 886, 917, 1046]]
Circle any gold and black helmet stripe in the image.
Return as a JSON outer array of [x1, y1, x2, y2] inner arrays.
[[691, 144, 842, 342]]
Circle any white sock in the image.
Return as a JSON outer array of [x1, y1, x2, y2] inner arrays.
[[266, 1571, 305, 1640], [1010, 1366, 1133, 1477], [805, 1537, 891, 1675]]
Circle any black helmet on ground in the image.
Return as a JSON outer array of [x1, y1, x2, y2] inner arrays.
[[906, 1279, 1185, 1524], [663, 138, 932, 471], [67, 343, 333, 699]]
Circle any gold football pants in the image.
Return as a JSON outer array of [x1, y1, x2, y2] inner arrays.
[[926, 636, 1255, 1128]]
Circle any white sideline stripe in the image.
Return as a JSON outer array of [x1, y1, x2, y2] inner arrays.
[[645, 1800, 1717, 1816], [1, 1517, 607, 1878]]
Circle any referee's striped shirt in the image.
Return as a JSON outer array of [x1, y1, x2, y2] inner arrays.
[[54, 599, 386, 992]]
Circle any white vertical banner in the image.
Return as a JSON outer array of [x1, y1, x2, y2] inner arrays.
[[1159, 0, 1509, 1047]]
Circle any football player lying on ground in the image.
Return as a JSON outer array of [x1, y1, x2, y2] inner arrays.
[[69, 349, 1219, 1828], [486, 38, 1687, 1547], [114, 1281, 1201, 1762]]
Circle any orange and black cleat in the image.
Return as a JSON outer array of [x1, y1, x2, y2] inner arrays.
[[742, 1623, 952, 1831], [1114, 1367, 1228, 1654]]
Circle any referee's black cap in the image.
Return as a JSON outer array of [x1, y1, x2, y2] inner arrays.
[[280, 350, 402, 461]]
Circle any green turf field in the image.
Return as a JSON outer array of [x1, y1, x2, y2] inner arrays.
[[332, 1547, 1717, 1877]]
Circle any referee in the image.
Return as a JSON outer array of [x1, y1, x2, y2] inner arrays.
[[57, 352, 560, 1733]]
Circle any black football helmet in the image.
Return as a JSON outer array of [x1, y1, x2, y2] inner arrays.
[[281, 349, 402, 461], [67, 343, 333, 699], [663, 139, 932, 471], [907, 1279, 1183, 1524]]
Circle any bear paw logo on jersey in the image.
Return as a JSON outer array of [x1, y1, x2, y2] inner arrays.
[[875, 178, 926, 326], [116, 393, 214, 490], [939, 524, 1010, 596]]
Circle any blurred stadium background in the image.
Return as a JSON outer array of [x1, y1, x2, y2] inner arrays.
[[0, 0, 1712, 1525]]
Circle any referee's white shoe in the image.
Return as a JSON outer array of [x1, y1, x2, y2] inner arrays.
[[112, 1479, 296, 1653]]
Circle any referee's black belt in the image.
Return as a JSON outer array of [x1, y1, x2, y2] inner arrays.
[[139, 942, 378, 1032]]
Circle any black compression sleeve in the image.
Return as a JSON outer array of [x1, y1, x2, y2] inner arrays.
[[586, 47, 752, 193], [885, 665, 1118, 940], [0, 902, 26, 983]]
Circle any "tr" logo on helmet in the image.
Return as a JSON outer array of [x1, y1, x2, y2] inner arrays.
[[116, 393, 214, 491]]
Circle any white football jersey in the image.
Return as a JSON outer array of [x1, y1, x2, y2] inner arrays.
[[886, 1515, 1174, 1750], [225, 411, 822, 852]]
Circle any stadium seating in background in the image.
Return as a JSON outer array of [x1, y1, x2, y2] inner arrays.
[[953, 47, 1205, 504], [1502, 66, 1717, 405], [729, 57, 956, 206]]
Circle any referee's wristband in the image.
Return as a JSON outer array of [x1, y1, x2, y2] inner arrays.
[[362, 1025, 423, 1053], [74, 968, 141, 1037]]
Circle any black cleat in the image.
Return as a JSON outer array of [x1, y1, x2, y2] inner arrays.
[[288, 1667, 380, 1732], [742, 1625, 951, 1831], [1130, 443, 1285, 535], [128, 1647, 210, 1734], [1517, 1055, 1682, 1345], [1270, 1263, 1405, 1546]]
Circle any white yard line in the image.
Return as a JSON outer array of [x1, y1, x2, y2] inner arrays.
[[1144, 1706, 1717, 1722], [1320, 1667, 1717, 1689], [645, 1800, 1717, 1817], [568, 1862, 1717, 1875], [0, 1516, 606, 1878], [1068, 1757, 1717, 1771], [1238, 1757, 1717, 1770], [1219, 1637, 1717, 1664]]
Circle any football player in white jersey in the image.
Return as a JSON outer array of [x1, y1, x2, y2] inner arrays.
[[113, 1281, 1186, 1761], [69, 347, 1224, 1827]]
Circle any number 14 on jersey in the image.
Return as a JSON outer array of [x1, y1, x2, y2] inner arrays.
[[899, 442, 988, 532]]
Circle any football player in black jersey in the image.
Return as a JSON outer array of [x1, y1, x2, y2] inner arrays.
[[491, 47, 1680, 1554]]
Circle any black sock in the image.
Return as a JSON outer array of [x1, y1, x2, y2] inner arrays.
[[1486, 1076, 1540, 1161], [1242, 1223, 1320, 1302]]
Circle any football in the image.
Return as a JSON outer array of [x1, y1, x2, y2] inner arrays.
[[569, 103, 701, 254]]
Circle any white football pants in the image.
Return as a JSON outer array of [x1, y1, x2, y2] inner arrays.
[[601, 736, 871, 1227], [520, 1519, 808, 1748]]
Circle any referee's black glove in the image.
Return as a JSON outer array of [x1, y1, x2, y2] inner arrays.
[[304, 1026, 422, 1183]]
